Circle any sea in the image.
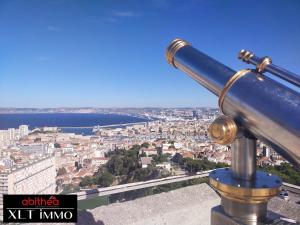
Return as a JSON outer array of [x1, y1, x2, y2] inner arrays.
[[0, 113, 149, 135]]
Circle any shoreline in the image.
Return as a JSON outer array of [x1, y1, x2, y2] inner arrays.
[[0, 113, 153, 131]]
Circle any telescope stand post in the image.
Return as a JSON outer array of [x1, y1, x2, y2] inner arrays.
[[211, 135, 268, 225], [209, 119, 281, 225], [231, 135, 256, 181]]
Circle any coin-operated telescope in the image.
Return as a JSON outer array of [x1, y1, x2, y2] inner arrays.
[[166, 39, 300, 225]]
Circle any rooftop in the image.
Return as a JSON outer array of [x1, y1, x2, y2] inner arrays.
[[0, 155, 53, 174]]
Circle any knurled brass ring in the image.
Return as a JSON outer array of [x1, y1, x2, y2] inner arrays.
[[208, 115, 237, 145], [210, 177, 280, 204], [165, 38, 190, 68], [209, 169, 281, 204], [218, 69, 252, 113], [256, 57, 272, 73]]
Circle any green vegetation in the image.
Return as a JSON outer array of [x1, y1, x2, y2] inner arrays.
[[152, 153, 170, 164], [106, 147, 139, 176], [54, 143, 61, 148], [152, 177, 209, 194], [133, 166, 161, 182], [183, 157, 228, 173], [61, 184, 80, 194], [96, 171, 115, 186], [141, 142, 150, 148], [260, 163, 300, 185], [77, 145, 232, 207], [108, 176, 210, 204], [80, 145, 169, 188], [78, 196, 109, 210], [76, 144, 300, 209], [79, 176, 94, 187], [79, 144, 229, 191], [80, 172, 115, 187]]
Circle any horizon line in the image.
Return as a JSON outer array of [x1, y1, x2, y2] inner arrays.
[[0, 106, 218, 109]]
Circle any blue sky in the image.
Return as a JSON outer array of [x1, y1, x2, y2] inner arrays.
[[0, 0, 299, 108]]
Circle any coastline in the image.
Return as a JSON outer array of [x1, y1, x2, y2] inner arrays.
[[0, 113, 151, 133]]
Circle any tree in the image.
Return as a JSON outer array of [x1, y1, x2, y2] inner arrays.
[[157, 147, 163, 156], [133, 166, 158, 181], [54, 143, 61, 148], [80, 176, 94, 187], [183, 158, 227, 173], [141, 142, 150, 148], [107, 155, 124, 175], [126, 147, 139, 160], [262, 163, 300, 185], [152, 153, 170, 164], [123, 156, 136, 173], [172, 153, 183, 165], [96, 172, 115, 187], [57, 167, 67, 176], [131, 144, 141, 151], [105, 146, 142, 176]]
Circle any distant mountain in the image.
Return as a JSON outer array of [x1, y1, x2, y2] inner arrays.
[[0, 107, 217, 114], [0, 108, 99, 114]]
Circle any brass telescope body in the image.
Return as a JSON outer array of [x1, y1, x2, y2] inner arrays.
[[165, 38, 300, 225]]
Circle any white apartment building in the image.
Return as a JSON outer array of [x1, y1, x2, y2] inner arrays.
[[0, 125, 29, 146], [19, 124, 29, 136], [0, 156, 56, 221]]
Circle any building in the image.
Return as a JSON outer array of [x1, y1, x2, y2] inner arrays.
[[140, 157, 152, 168], [262, 146, 270, 158], [0, 129, 16, 145], [139, 147, 157, 156], [91, 157, 109, 167], [19, 125, 29, 137], [20, 144, 49, 156], [192, 110, 198, 119], [0, 125, 29, 146], [42, 127, 58, 132], [0, 156, 56, 221]]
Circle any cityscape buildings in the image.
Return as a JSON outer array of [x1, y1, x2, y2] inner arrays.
[[0, 108, 286, 192], [0, 108, 296, 223], [0, 125, 29, 147]]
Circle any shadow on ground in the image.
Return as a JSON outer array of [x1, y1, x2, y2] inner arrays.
[[77, 210, 104, 225]]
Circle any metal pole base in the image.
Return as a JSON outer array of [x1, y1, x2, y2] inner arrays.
[[221, 198, 267, 224], [211, 205, 296, 225]]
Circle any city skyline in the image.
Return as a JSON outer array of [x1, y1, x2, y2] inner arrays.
[[0, 0, 300, 107]]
